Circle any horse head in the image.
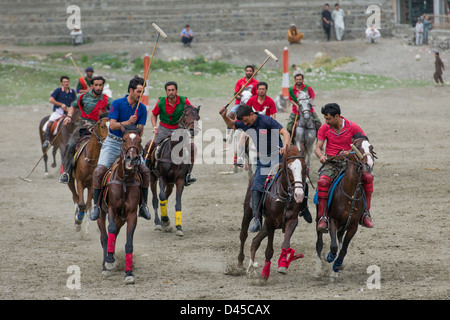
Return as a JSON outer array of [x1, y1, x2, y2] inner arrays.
[[351, 133, 376, 173], [178, 105, 201, 137], [283, 145, 306, 203], [121, 126, 142, 172], [297, 90, 311, 121], [92, 113, 110, 143]]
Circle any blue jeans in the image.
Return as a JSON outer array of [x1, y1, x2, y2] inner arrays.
[[97, 135, 122, 169]]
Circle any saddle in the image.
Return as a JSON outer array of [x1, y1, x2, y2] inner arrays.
[[101, 158, 143, 202], [313, 171, 367, 211]]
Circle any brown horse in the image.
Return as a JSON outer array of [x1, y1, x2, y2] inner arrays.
[[237, 145, 310, 281], [38, 115, 75, 176], [315, 134, 375, 280], [147, 105, 200, 236], [97, 127, 143, 284], [67, 115, 109, 232]]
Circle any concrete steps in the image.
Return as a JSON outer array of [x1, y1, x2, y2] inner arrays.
[[0, 0, 395, 45]]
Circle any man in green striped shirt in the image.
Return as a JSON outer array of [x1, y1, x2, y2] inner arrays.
[[59, 76, 112, 184]]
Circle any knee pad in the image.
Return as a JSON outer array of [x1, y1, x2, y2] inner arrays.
[[138, 163, 150, 188]]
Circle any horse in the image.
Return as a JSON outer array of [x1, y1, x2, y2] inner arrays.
[[67, 115, 109, 232], [292, 90, 316, 169], [148, 105, 200, 236], [315, 135, 375, 281], [237, 145, 309, 281], [38, 113, 77, 176], [96, 127, 144, 284]]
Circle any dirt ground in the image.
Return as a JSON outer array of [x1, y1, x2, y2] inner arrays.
[[0, 38, 449, 303]]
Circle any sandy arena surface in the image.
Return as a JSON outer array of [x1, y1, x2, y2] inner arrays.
[[0, 38, 449, 303]]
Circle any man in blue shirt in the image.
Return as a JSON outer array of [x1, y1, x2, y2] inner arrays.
[[42, 76, 77, 148], [219, 104, 291, 232], [90, 76, 151, 221]]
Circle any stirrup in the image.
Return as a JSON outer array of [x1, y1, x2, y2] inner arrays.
[[59, 172, 69, 184], [317, 217, 329, 233]]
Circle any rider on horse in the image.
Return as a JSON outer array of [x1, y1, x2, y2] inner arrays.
[[147, 81, 197, 186], [89, 76, 151, 221], [219, 104, 293, 232], [286, 73, 322, 135], [59, 76, 112, 184], [314, 103, 374, 232], [42, 76, 77, 149]]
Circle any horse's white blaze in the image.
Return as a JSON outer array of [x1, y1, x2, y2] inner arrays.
[[361, 140, 374, 169], [129, 133, 136, 141], [288, 159, 304, 203]]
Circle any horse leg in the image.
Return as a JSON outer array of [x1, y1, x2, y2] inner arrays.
[[97, 209, 108, 274], [51, 146, 57, 168], [277, 216, 299, 274], [124, 212, 137, 284], [105, 208, 120, 270], [247, 224, 267, 277], [333, 226, 357, 274], [327, 219, 339, 263], [315, 230, 324, 277], [261, 224, 276, 280], [74, 180, 87, 230], [174, 179, 184, 237], [237, 189, 252, 269], [159, 179, 173, 232], [150, 176, 161, 230]]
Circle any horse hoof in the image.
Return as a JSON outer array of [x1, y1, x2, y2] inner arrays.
[[102, 270, 112, 277], [176, 226, 184, 237], [44, 172, 50, 178], [277, 267, 288, 275], [105, 261, 116, 271], [51, 163, 56, 168], [154, 224, 162, 231], [330, 271, 339, 282], [124, 275, 135, 284]]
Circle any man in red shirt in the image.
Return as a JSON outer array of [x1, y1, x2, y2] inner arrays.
[[149, 81, 196, 185], [314, 103, 374, 232], [246, 81, 277, 119], [286, 73, 321, 135], [229, 65, 258, 114]]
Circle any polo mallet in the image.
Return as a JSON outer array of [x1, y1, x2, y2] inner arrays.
[[19, 125, 65, 182], [221, 49, 278, 111], [65, 52, 84, 78], [134, 23, 168, 117]]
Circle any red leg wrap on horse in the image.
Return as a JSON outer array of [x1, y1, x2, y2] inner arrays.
[[261, 260, 271, 280], [107, 233, 116, 254], [125, 253, 133, 272], [278, 248, 304, 269]]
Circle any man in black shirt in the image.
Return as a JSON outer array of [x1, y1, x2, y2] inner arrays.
[[322, 3, 332, 41]]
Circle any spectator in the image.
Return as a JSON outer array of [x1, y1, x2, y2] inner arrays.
[[365, 27, 381, 43], [433, 50, 445, 86], [70, 26, 83, 46], [291, 64, 303, 77], [332, 3, 345, 41], [288, 24, 304, 44], [415, 18, 423, 46], [181, 24, 194, 47], [422, 14, 433, 45], [322, 3, 332, 41]]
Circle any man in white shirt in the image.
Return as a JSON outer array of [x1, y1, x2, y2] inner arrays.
[[415, 18, 423, 46], [365, 27, 380, 43], [332, 3, 345, 41]]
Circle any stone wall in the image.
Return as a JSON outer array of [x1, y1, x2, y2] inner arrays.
[[0, 0, 395, 45]]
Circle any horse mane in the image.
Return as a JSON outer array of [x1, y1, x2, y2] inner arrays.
[[280, 145, 304, 169], [122, 124, 142, 136]]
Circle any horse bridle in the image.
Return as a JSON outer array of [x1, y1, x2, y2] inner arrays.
[[278, 154, 305, 203], [177, 106, 199, 131], [121, 132, 143, 168]]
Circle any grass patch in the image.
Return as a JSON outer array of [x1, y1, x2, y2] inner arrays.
[[0, 52, 430, 107]]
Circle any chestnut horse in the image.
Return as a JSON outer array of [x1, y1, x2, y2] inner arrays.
[[315, 135, 375, 280], [147, 105, 200, 236], [237, 145, 310, 280], [38, 113, 77, 176], [97, 127, 143, 284], [67, 115, 109, 232]]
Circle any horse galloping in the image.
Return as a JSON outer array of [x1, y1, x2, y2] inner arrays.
[[67, 115, 109, 232], [292, 90, 316, 169], [315, 135, 375, 281], [97, 127, 144, 284], [38, 113, 77, 176], [237, 145, 310, 281], [147, 105, 200, 236]]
